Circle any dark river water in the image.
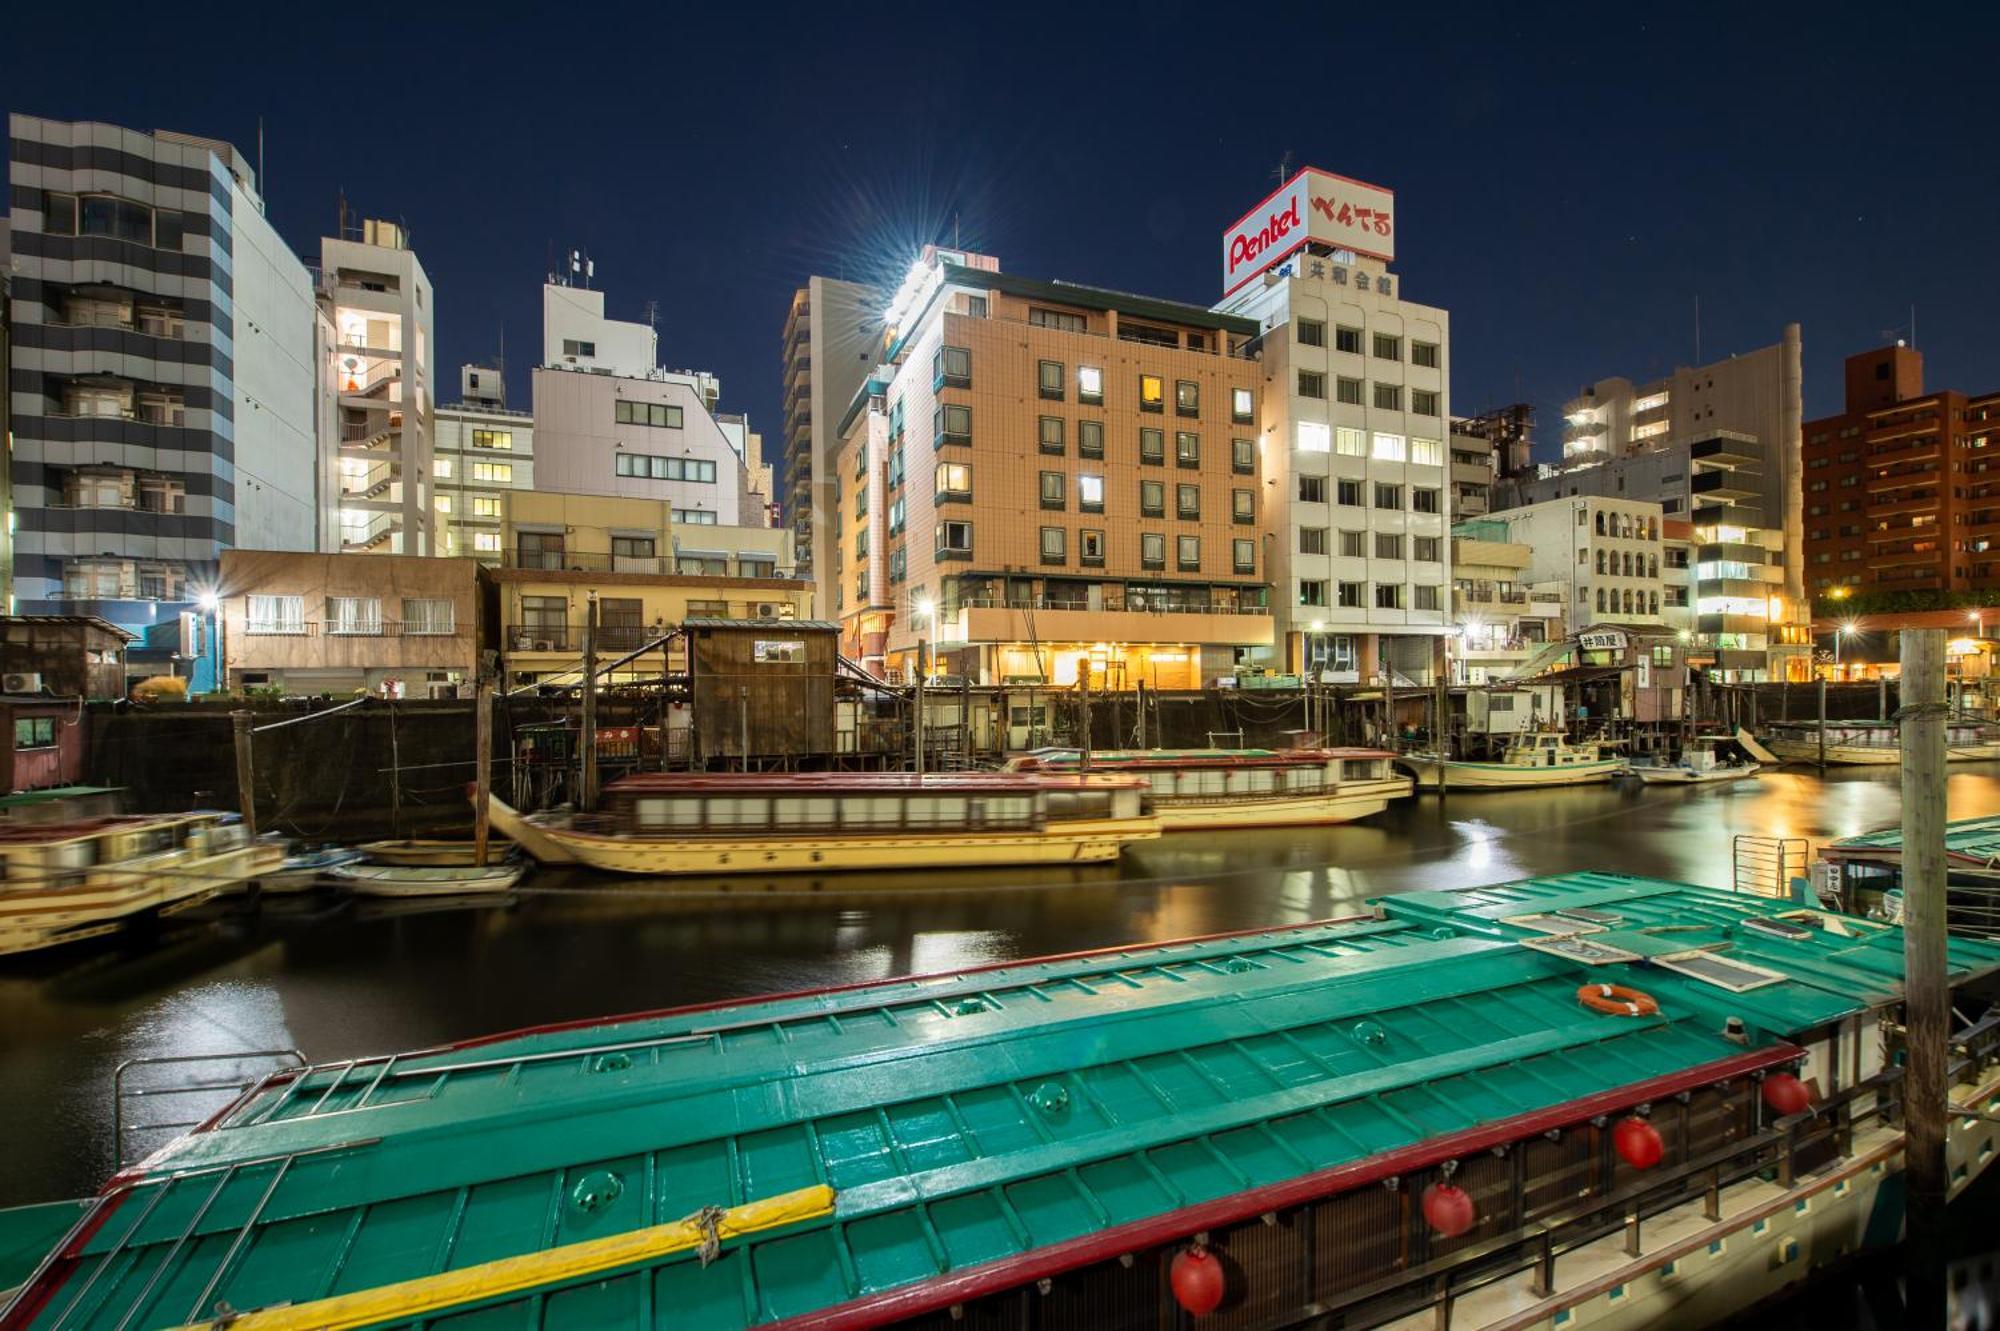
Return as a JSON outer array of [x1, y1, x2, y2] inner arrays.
[[5, 765, 2000, 1212]]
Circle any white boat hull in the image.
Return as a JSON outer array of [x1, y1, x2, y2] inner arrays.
[[1152, 777, 1413, 831], [332, 864, 524, 897], [1632, 763, 1763, 785], [1397, 755, 1625, 791]]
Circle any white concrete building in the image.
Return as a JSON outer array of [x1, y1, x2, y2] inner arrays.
[[1494, 495, 1666, 631], [434, 364, 533, 561], [543, 279, 657, 379], [1214, 168, 1451, 685], [320, 218, 434, 556]]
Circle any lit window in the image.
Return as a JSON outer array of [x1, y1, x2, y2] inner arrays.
[[1297, 422, 1331, 453], [434, 458, 453, 478], [1078, 475, 1105, 512], [1077, 366, 1103, 404], [473, 532, 500, 552], [472, 462, 513, 483], [1371, 432, 1407, 462], [1139, 375, 1164, 412], [1336, 427, 1366, 457], [1232, 387, 1254, 423], [1410, 437, 1443, 466]]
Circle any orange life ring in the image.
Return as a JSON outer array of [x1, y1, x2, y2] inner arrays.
[[1577, 983, 1659, 1017]]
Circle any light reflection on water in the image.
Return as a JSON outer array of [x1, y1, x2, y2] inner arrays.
[[1, 766, 1998, 1205]]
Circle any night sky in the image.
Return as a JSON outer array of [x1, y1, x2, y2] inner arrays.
[[9, 4, 1996, 469]]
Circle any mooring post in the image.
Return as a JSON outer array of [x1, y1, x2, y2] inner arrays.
[[1816, 676, 1828, 772], [1079, 671, 1093, 772], [231, 709, 257, 839], [473, 680, 492, 867], [580, 594, 599, 809], [1901, 627, 1949, 1328]]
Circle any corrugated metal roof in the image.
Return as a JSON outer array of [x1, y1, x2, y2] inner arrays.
[[1830, 813, 2000, 868]]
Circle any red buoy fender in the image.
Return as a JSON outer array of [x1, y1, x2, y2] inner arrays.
[[1169, 1246, 1226, 1316], [1421, 1182, 1477, 1237], [1762, 1072, 1811, 1116], [1612, 1116, 1665, 1169]]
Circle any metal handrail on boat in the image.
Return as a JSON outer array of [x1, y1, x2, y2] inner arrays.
[[113, 1049, 305, 1166]]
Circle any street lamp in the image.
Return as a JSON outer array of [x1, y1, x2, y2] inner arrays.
[[910, 595, 934, 775], [1836, 620, 1858, 671]]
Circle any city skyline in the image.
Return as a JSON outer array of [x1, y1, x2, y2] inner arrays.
[[7, 4, 1995, 473]]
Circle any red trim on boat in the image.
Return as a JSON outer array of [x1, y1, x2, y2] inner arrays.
[[0, 1189, 127, 1331], [763, 1045, 1797, 1331], [414, 913, 1382, 1056]]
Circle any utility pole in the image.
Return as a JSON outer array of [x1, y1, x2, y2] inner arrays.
[[913, 637, 927, 775], [231, 710, 257, 839], [473, 680, 492, 867], [1900, 627, 1948, 1329], [580, 594, 599, 809], [1079, 670, 1093, 771]]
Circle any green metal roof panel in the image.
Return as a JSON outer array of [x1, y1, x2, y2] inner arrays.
[[20, 872, 1978, 1330], [1830, 813, 2000, 867]]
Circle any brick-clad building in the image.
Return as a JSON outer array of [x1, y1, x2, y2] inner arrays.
[[1803, 344, 2000, 598], [831, 247, 1273, 689]]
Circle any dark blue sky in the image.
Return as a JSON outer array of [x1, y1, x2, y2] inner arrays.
[[11, 4, 1996, 468]]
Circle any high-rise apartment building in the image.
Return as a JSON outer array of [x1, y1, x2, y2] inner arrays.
[[1214, 168, 1452, 685], [320, 216, 434, 556], [5, 115, 319, 670], [832, 246, 1271, 688], [434, 365, 533, 561], [1803, 343, 2000, 597], [782, 278, 882, 613]]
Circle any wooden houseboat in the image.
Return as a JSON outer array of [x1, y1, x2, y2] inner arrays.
[[488, 771, 1159, 877], [1815, 813, 2000, 937], [5, 872, 1997, 1330], [1397, 730, 1627, 791], [0, 813, 281, 956], [1761, 718, 2000, 765], [1004, 746, 1412, 830]]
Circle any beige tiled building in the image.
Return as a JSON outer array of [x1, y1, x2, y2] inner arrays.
[[832, 248, 1272, 689]]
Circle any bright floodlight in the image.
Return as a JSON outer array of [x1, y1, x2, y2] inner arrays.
[[197, 591, 220, 612], [1839, 620, 1859, 637], [914, 597, 934, 622]]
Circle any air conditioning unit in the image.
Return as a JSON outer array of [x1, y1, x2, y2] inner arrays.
[[533, 639, 553, 652], [4, 673, 43, 693]]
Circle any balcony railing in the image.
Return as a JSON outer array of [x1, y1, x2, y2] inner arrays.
[[503, 623, 676, 653], [499, 549, 799, 579], [953, 595, 1269, 617], [242, 620, 460, 639]]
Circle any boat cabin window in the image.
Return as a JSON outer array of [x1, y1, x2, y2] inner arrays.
[[1341, 759, 1382, 780]]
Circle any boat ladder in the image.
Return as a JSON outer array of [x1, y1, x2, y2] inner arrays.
[[1731, 834, 1811, 901], [112, 1049, 306, 1167]]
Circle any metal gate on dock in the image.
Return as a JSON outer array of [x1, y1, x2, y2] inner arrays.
[[1731, 834, 1810, 900]]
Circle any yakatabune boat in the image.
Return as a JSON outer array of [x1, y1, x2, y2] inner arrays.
[[0, 812, 280, 956], [488, 771, 1159, 876], [1003, 746, 1413, 830], [1761, 718, 2000, 765], [6, 872, 1999, 1331]]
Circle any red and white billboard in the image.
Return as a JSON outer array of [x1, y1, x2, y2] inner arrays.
[[1221, 168, 1396, 296]]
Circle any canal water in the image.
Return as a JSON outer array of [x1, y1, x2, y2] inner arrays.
[[5, 766, 2000, 1213]]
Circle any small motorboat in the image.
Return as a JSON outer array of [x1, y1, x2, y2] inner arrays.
[[331, 862, 525, 898], [259, 845, 367, 893], [357, 838, 510, 867], [1629, 734, 1764, 786]]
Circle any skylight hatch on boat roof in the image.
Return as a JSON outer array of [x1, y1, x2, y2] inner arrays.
[[1518, 935, 1642, 965], [1740, 916, 1814, 942], [1555, 907, 1626, 927], [1651, 950, 1788, 992], [1503, 911, 1628, 935]]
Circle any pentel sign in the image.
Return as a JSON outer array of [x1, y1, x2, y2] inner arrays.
[[1221, 168, 1396, 296]]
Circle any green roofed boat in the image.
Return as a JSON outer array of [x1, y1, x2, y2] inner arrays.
[[6, 872, 2000, 1330], [1816, 813, 2000, 937]]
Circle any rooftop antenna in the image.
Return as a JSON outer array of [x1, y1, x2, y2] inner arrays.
[[256, 116, 265, 199], [642, 298, 659, 328], [1271, 150, 1295, 187]]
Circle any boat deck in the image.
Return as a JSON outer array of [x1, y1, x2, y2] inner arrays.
[[10, 874, 1999, 1330]]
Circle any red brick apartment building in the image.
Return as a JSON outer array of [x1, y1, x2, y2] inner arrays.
[[1803, 344, 2000, 597]]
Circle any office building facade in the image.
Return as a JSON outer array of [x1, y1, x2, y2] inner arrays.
[[782, 278, 883, 613], [434, 365, 533, 561]]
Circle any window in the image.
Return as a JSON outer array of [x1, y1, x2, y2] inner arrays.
[[1371, 432, 1406, 461], [473, 532, 500, 553], [1079, 419, 1105, 458], [673, 508, 718, 525], [1139, 375, 1164, 412], [1141, 479, 1165, 516], [1337, 582, 1364, 608], [1299, 475, 1327, 504], [1297, 422, 1331, 453], [1415, 584, 1440, 611], [1040, 471, 1066, 509], [936, 403, 972, 444], [326, 596, 382, 636], [1078, 365, 1104, 404], [1300, 527, 1329, 555], [1337, 479, 1364, 507], [1373, 383, 1403, 411], [1414, 536, 1440, 562], [1412, 341, 1440, 369], [57, 193, 159, 245], [1038, 360, 1064, 400], [472, 495, 501, 517], [1336, 378, 1364, 405], [1177, 535, 1201, 570], [434, 458, 454, 479], [1336, 426, 1366, 457], [1028, 307, 1086, 333], [935, 461, 972, 501], [562, 338, 598, 358], [1176, 432, 1201, 467], [615, 454, 717, 483], [1142, 533, 1166, 569], [1374, 483, 1403, 510], [936, 520, 973, 556], [1596, 588, 1608, 612], [246, 595, 305, 635], [1232, 387, 1254, 423], [1232, 489, 1254, 524], [1340, 529, 1366, 557], [1375, 533, 1404, 560], [1596, 549, 1608, 574], [1413, 488, 1441, 514], [1410, 437, 1443, 466], [614, 400, 684, 429], [888, 496, 906, 534], [1375, 583, 1405, 609], [14, 717, 55, 750], [403, 598, 456, 635], [1373, 333, 1401, 361], [1412, 390, 1440, 417], [1298, 370, 1326, 399], [1039, 416, 1065, 455], [1177, 484, 1201, 518], [1040, 526, 1066, 564], [1140, 427, 1165, 464], [934, 345, 971, 388], [471, 429, 513, 450], [1075, 474, 1105, 513], [471, 461, 513, 483], [1081, 529, 1106, 566], [1232, 437, 1255, 473], [1335, 326, 1362, 354], [434, 494, 453, 514], [1299, 580, 1328, 608], [1234, 539, 1256, 573], [1175, 380, 1200, 417], [1298, 319, 1326, 347]]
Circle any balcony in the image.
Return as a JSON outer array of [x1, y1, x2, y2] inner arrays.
[[1689, 470, 1756, 502], [1689, 433, 1761, 467], [950, 597, 1273, 650], [503, 622, 669, 654], [498, 549, 801, 580], [242, 619, 460, 640], [1870, 493, 1942, 519], [1865, 469, 1938, 496]]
